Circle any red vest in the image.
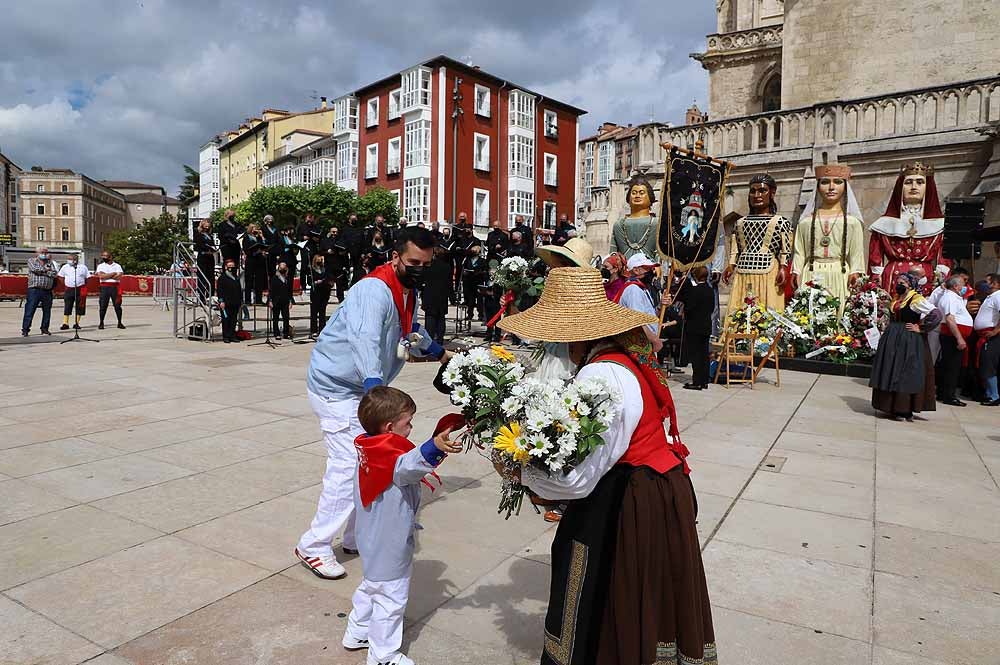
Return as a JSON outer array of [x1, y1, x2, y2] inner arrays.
[[593, 351, 690, 475]]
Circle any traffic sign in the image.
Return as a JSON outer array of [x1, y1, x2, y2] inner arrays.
[[0, 234, 14, 246]]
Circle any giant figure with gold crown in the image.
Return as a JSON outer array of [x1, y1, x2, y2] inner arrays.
[[868, 162, 947, 295], [791, 164, 866, 315]]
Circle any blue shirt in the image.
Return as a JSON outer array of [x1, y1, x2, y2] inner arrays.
[[306, 277, 441, 398]]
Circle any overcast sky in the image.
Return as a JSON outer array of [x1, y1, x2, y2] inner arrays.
[[0, 0, 714, 197]]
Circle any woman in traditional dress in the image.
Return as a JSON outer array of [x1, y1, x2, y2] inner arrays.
[[601, 252, 628, 301], [791, 164, 866, 316], [498, 267, 717, 665], [870, 272, 942, 421]]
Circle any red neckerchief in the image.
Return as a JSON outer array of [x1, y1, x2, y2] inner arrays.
[[365, 262, 415, 337], [355, 432, 414, 508]]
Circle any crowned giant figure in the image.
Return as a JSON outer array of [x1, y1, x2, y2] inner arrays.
[[868, 162, 947, 295], [792, 164, 866, 315]]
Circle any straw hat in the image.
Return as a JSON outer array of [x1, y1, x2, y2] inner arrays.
[[499, 267, 657, 342], [534, 237, 594, 268]]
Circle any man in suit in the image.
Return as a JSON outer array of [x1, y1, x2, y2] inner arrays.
[[269, 261, 294, 339], [342, 214, 365, 285], [320, 226, 350, 303], [217, 258, 243, 343], [512, 216, 534, 251], [262, 214, 280, 277], [297, 212, 323, 288], [485, 220, 509, 260], [673, 266, 715, 390], [218, 209, 242, 266]]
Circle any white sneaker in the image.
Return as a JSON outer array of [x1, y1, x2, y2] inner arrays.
[[368, 654, 415, 665], [294, 547, 346, 580], [342, 633, 369, 650]]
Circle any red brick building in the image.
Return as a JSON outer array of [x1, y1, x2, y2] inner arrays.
[[333, 55, 585, 233]]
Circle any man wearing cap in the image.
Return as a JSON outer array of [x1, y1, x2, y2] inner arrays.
[[618, 253, 663, 352]]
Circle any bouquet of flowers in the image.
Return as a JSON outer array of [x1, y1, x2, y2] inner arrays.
[[727, 292, 801, 355], [491, 374, 622, 518], [783, 281, 841, 354], [440, 345, 527, 448], [490, 256, 542, 298], [809, 333, 862, 364], [841, 275, 890, 359]]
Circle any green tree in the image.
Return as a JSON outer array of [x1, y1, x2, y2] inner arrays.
[[355, 186, 400, 226], [178, 164, 199, 200], [106, 212, 188, 274], [303, 182, 358, 229]]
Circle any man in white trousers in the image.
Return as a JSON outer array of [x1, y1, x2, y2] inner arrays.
[[295, 226, 450, 580]]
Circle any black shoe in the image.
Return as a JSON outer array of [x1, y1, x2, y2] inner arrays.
[[683, 383, 704, 390], [60, 324, 69, 330], [117, 323, 126, 329], [73, 324, 80, 330], [223, 338, 232, 343], [41, 329, 51, 335], [981, 399, 1000, 406], [942, 399, 967, 407], [98, 323, 105, 330], [21, 330, 28, 337], [342, 546, 359, 556]]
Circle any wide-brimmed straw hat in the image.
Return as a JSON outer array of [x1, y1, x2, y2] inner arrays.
[[534, 237, 594, 269], [499, 267, 657, 342]]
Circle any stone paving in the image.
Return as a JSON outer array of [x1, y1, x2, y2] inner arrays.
[[0, 300, 998, 665]]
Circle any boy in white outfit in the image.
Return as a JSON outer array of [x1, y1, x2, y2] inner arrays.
[[342, 386, 461, 665]]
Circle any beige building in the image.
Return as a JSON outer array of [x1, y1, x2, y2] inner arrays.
[[17, 168, 127, 263], [1, 152, 20, 238], [101, 181, 181, 226], [582, 0, 1000, 280], [216, 105, 337, 207]]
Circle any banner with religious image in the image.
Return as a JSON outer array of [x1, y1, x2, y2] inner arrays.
[[656, 144, 730, 271]]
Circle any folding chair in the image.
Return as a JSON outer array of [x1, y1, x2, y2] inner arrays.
[[715, 332, 757, 388], [753, 329, 783, 388]]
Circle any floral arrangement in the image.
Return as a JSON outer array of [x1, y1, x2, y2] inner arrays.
[[840, 275, 890, 358], [441, 345, 527, 447], [810, 333, 862, 364], [489, 256, 543, 298], [783, 282, 841, 354], [491, 374, 621, 517], [440, 345, 622, 518], [727, 292, 800, 355]]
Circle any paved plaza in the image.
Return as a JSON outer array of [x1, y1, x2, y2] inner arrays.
[[0, 300, 998, 665]]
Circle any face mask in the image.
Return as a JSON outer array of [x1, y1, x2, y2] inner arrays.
[[600, 268, 612, 281], [69, 259, 77, 266], [399, 264, 427, 289], [639, 271, 655, 286], [959, 286, 969, 296], [917, 276, 928, 287], [895, 283, 908, 295], [39, 254, 48, 260], [103, 257, 112, 263], [227, 266, 237, 273], [279, 268, 288, 274]]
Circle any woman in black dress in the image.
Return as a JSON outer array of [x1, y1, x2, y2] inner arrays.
[[308, 254, 331, 337], [242, 223, 268, 305], [193, 219, 216, 301], [870, 272, 942, 421]]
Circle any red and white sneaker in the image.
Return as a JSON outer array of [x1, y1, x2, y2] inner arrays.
[[294, 547, 346, 580]]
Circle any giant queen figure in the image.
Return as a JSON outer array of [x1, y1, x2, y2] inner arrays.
[[792, 164, 866, 314], [868, 162, 946, 295], [610, 177, 660, 260]]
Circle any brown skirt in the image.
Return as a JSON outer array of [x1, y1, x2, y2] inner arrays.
[[872, 334, 936, 416], [596, 467, 717, 665]]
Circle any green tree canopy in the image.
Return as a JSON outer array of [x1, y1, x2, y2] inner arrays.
[[179, 164, 199, 200], [355, 187, 400, 226], [106, 212, 188, 274]]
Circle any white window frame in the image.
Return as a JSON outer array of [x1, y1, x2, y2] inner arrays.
[[61, 184, 69, 193], [387, 137, 402, 174], [597, 141, 612, 187], [135, 204, 143, 212], [474, 133, 490, 171], [37, 226, 45, 241], [391, 188, 401, 207], [508, 190, 534, 220], [403, 177, 430, 223], [544, 110, 558, 138], [473, 188, 490, 228], [475, 84, 491, 117], [544, 153, 558, 187], [509, 90, 535, 130], [337, 141, 358, 182], [366, 97, 379, 127], [36, 184, 44, 192], [404, 120, 431, 168], [61, 202, 70, 215], [508, 135, 535, 179], [334, 96, 359, 133], [388, 88, 402, 120], [36, 203, 45, 215], [365, 143, 379, 179], [401, 67, 432, 113], [543, 201, 557, 229]]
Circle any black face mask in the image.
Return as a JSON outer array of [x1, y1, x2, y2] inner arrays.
[[399, 264, 427, 289], [103, 257, 112, 263], [895, 283, 908, 295], [227, 266, 237, 273], [639, 271, 655, 286], [600, 268, 612, 281]]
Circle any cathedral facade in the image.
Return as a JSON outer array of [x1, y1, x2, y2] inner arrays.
[[581, 0, 1000, 277]]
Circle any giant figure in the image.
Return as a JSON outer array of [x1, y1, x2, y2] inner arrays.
[[792, 164, 866, 315], [610, 177, 659, 261], [868, 162, 946, 295]]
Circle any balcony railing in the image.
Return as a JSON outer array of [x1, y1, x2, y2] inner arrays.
[[386, 159, 401, 174], [660, 76, 1000, 159], [703, 25, 782, 57]]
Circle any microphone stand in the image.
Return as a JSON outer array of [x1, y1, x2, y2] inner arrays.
[[61, 266, 98, 344], [248, 289, 280, 349]]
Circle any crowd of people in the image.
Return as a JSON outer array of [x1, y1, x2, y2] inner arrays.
[[193, 208, 580, 343]]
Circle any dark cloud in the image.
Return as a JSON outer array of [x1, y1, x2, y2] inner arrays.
[[0, 0, 713, 196]]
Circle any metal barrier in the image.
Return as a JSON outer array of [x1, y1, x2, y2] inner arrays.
[[152, 276, 176, 310]]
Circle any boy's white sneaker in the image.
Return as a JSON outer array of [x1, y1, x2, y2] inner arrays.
[[369, 654, 415, 665], [294, 548, 346, 580], [342, 633, 369, 650]]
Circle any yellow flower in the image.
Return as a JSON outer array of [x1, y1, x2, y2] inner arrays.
[[490, 345, 516, 363], [494, 422, 530, 464]]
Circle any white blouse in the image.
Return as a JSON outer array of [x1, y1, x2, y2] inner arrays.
[[521, 361, 643, 501]]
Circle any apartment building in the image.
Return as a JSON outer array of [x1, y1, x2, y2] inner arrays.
[[101, 180, 181, 225], [198, 137, 221, 219], [17, 168, 127, 260], [0, 152, 20, 236]]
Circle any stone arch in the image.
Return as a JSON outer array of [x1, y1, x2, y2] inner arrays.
[[942, 91, 959, 127], [757, 118, 769, 149], [879, 100, 898, 136], [756, 67, 782, 113], [742, 121, 754, 152], [899, 97, 917, 134], [989, 84, 1000, 122], [965, 87, 983, 126], [787, 114, 801, 146], [726, 124, 740, 155], [843, 105, 860, 141], [921, 94, 939, 130], [862, 103, 878, 138]]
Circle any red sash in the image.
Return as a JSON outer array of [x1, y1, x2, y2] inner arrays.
[[364, 262, 414, 337], [940, 323, 974, 366], [355, 432, 415, 508]]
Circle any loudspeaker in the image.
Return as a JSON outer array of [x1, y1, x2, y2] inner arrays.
[[943, 197, 984, 261]]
